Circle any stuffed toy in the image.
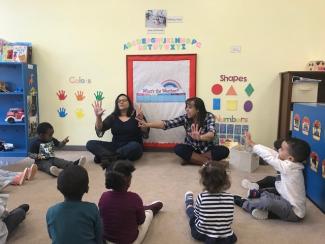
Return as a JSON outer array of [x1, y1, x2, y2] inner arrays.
[[306, 60, 325, 71]]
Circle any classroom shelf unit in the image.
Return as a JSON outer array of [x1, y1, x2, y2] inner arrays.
[[0, 62, 39, 157], [278, 71, 325, 139]]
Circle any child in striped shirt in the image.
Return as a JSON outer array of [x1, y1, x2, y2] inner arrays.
[[185, 161, 237, 243]]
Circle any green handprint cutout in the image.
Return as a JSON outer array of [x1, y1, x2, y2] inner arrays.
[[94, 91, 104, 101]]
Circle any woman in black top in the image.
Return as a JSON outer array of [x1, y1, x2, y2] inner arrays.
[[86, 94, 149, 168]]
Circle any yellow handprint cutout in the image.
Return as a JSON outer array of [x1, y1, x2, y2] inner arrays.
[[75, 108, 85, 119]]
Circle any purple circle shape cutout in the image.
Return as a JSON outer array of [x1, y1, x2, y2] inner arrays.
[[244, 100, 253, 112]]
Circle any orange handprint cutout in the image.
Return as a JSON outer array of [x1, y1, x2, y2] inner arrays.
[[75, 91, 86, 101], [56, 90, 67, 100]]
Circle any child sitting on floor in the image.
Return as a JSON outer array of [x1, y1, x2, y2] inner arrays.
[[0, 165, 37, 191], [0, 194, 29, 243], [234, 132, 310, 221], [29, 122, 87, 177], [46, 165, 102, 244], [99, 160, 163, 244], [184, 161, 237, 243]]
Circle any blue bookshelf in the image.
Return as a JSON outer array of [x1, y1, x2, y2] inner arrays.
[[0, 63, 39, 157]]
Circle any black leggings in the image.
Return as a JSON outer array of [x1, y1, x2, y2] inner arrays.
[[174, 144, 229, 161]]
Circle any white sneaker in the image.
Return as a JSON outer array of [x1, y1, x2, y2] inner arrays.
[[50, 166, 63, 177], [78, 156, 87, 168], [241, 179, 259, 190], [184, 191, 194, 202], [252, 209, 268, 220]]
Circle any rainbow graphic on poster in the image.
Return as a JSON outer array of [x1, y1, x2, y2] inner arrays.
[[136, 79, 186, 103]]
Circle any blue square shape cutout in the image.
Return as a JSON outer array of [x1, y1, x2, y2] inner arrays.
[[213, 98, 221, 110]]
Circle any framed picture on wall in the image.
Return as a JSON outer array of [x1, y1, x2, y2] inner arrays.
[[126, 54, 197, 149]]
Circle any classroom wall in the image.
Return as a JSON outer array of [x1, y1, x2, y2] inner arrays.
[[1, 0, 325, 146]]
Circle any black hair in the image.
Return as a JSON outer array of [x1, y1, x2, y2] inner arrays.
[[37, 122, 53, 135], [286, 138, 311, 162], [57, 165, 89, 201], [185, 97, 208, 128], [199, 161, 230, 193], [105, 160, 135, 191], [112, 94, 134, 117], [273, 138, 285, 151]]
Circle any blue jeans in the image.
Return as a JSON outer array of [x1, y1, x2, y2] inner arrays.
[[242, 191, 301, 222], [86, 140, 143, 162]]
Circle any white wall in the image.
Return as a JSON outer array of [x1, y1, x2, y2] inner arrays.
[[1, 0, 325, 146]]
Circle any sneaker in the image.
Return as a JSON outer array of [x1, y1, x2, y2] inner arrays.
[[234, 195, 247, 207], [27, 164, 38, 180], [12, 168, 28, 185], [78, 156, 87, 168], [144, 201, 163, 215], [49, 166, 63, 177], [184, 191, 194, 206], [94, 156, 101, 164], [241, 179, 259, 190], [252, 209, 268, 220], [247, 189, 261, 199], [18, 204, 30, 213]]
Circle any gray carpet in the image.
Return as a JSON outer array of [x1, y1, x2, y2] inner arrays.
[[2, 151, 325, 244]]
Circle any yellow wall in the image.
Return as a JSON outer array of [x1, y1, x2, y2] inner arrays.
[[1, 0, 325, 146]]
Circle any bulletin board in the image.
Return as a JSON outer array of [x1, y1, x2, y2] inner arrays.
[[127, 54, 196, 148]]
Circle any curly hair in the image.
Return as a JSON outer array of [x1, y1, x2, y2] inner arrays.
[[199, 161, 230, 193], [105, 160, 135, 191]]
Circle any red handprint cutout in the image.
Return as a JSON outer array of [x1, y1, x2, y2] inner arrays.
[[56, 90, 67, 100], [75, 91, 85, 101]]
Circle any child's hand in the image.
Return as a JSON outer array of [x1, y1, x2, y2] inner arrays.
[[135, 104, 144, 120], [245, 132, 255, 147], [62, 136, 69, 144], [37, 154, 44, 160]]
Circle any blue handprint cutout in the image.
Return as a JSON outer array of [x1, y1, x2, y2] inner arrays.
[[57, 107, 68, 118]]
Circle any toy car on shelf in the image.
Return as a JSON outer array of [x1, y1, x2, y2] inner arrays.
[[5, 108, 25, 123], [0, 141, 14, 151]]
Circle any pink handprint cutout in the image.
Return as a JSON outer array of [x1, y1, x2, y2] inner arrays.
[[56, 90, 67, 100]]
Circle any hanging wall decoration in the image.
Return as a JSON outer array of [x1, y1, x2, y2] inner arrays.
[[57, 107, 68, 118], [302, 116, 310, 136], [56, 90, 67, 101], [293, 114, 300, 131], [312, 120, 321, 141], [75, 91, 86, 101], [94, 91, 104, 101], [75, 108, 85, 119], [123, 37, 202, 51], [127, 54, 196, 149]]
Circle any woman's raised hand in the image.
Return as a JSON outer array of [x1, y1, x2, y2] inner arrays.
[[188, 123, 201, 141], [92, 100, 106, 117], [135, 104, 144, 120]]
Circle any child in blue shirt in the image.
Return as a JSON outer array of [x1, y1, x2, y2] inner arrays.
[[46, 165, 102, 244]]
